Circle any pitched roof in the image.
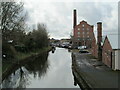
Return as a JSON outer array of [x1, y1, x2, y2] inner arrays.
[[107, 34, 120, 49], [101, 36, 106, 46]]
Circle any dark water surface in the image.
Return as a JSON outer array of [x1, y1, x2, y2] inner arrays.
[[2, 47, 79, 88]]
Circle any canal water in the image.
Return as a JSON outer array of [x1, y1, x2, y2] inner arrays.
[[2, 47, 79, 88]]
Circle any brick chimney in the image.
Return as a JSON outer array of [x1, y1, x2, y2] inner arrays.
[[73, 9, 77, 29], [97, 22, 102, 60], [91, 25, 94, 32]]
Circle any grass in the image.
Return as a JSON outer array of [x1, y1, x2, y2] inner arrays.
[[16, 46, 51, 60], [2, 46, 51, 74], [2, 63, 10, 74]]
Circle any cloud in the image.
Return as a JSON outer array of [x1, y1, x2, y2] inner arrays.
[[23, 0, 118, 39]]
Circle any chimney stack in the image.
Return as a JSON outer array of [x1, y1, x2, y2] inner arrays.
[[73, 9, 77, 28], [97, 22, 102, 60], [97, 22, 102, 43]]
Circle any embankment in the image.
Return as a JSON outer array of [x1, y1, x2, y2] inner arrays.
[[72, 53, 92, 90]]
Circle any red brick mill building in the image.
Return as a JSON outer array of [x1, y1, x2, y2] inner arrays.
[[72, 9, 98, 58], [73, 20, 94, 48]]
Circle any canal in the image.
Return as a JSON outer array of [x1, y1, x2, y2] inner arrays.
[[2, 47, 79, 88]]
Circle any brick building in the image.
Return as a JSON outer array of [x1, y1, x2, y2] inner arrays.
[[102, 35, 120, 70], [89, 32, 98, 58], [73, 20, 94, 48], [102, 36, 112, 67], [72, 10, 95, 49], [72, 9, 119, 70]]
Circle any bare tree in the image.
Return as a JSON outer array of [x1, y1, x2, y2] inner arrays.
[[1, 2, 27, 41]]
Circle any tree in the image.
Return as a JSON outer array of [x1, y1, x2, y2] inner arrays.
[[1, 2, 27, 40], [1, 2, 27, 58], [24, 23, 49, 51], [36, 23, 48, 48], [31, 23, 48, 49]]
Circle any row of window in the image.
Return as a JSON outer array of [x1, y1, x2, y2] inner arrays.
[[77, 32, 89, 34], [78, 38, 92, 40], [77, 27, 89, 31], [78, 35, 90, 38]]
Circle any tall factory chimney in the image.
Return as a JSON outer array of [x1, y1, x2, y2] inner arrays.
[[97, 22, 102, 61], [73, 9, 77, 28]]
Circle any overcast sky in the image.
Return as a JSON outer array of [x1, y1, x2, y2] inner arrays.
[[23, 0, 119, 39]]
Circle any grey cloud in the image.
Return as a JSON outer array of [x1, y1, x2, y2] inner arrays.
[[24, 1, 118, 39]]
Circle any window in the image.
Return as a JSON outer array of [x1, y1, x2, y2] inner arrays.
[[87, 32, 89, 34], [87, 28, 89, 30], [83, 32, 85, 34], [82, 28, 84, 30], [78, 28, 80, 30], [82, 24, 84, 27], [78, 32, 80, 34], [87, 35, 89, 38]]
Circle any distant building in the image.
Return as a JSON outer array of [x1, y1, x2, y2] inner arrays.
[[60, 39, 71, 43], [102, 35, 120, 70], [49, 38, 56, 43]]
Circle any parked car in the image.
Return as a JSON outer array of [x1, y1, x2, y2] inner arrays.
[[68, 45, 72, 49], [78, 46, 87, 50], [61, 44, 66, 48], [64, 44, 69, 48]]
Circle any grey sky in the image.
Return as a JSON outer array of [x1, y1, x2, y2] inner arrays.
[[23, 0, 118, 39]]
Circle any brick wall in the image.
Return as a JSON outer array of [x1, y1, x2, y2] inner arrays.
[[102, 36, 113, 67], [73, 20, 94, 48], [89, 33, 98, 58]]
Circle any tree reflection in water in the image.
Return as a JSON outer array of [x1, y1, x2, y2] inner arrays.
[[24, 52, 49, 79], [2, 52, 49, 88], [2, 67, 30, 88]]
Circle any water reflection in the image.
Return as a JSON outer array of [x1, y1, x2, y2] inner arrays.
[[24, 52, 49, 79], [2, 67, 30, 88], [2, 52, 49, 88], [72, 71, 78, 86], [2, 48, 79, 88]]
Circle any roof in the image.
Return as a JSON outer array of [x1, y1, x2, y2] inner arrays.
[[75, 20, 93, 28], [101, 36, 106, 46], [107, 34, 120, 49]]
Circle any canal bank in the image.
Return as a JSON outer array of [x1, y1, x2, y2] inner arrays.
[[72, 53, 91, 90], [2, 47, 52, 81], [72, 51, 120, 89]]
